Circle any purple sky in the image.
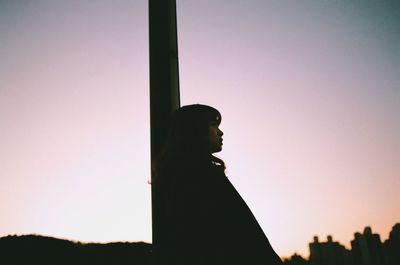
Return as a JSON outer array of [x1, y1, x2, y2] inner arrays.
[[1, 0, 399, 258]]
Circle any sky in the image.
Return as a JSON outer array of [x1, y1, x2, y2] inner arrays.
[[1, 0, 399, 258]]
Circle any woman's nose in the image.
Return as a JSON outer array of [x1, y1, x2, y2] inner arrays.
[[219, 129, 224, 136]]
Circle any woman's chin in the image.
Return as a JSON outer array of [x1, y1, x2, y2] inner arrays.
[[212, 146, 222, 153]]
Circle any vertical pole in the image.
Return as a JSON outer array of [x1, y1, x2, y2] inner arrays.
[[149, 0, 180, 157], [149, 0, 180, 263]]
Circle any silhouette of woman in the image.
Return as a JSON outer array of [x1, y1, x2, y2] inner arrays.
[[152, 104, 283, 265]]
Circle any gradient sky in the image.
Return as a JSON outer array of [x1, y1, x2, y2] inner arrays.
[[1, 0, 399, 258]]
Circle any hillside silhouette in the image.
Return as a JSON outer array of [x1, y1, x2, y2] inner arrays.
[[1, 223, 399, 265], [0, 234, 151, 265]]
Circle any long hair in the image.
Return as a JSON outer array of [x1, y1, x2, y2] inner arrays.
[[152, 104, 225, 184]]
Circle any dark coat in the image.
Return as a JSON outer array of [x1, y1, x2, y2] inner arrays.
[[155, 164, 283, 265]]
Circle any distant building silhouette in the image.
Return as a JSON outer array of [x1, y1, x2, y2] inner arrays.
[[351, 227, 385, 265], [283, 253, 309, 265], [309, 235, 352, 265], [383, 223, 400, 265]]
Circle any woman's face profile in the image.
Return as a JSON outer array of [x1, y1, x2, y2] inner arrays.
[[209, 119, 224, 153]]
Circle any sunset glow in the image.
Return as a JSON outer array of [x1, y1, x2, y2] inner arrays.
[[1, 0, 399, 258]]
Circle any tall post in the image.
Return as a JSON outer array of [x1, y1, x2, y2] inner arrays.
[[149, 0, 180, 263], [149, 0, 180, 157]]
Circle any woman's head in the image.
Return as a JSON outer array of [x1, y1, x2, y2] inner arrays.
[[166, 104, 223, 155], [154, 104, 225, 175]]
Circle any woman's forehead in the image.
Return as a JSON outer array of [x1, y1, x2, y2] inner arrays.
[[212, 114, 221, 125]]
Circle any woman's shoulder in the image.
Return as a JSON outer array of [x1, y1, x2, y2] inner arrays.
[[155, 162, 226, 190]]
